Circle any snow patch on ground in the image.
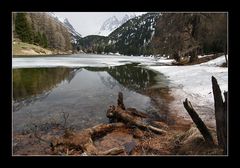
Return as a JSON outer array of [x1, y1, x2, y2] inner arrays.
[[147, 55, 228, 127], [200, 55, 228, 67]]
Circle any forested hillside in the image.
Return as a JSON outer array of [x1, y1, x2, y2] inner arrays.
[[151, 13, 227, 62], [77, 12, 227, 62], [13, 12, 73, 52]]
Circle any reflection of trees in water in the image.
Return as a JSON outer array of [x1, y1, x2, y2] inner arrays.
[[13, 68, 79, 111], [85, 64, 157, 94], [84, 67, 121, 89], [106, 64, 156, 93]]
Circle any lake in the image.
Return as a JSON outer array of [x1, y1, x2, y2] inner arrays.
[[12, 54, 171, 133]]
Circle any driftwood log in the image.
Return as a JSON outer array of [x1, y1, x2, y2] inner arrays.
[[183, 98, 214, 145], [51, 122, 126, 155], [107, 92, 167, 135], [212, 76, 227, 154]]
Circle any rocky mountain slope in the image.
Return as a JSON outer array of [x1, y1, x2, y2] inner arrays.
[[49, 12, 82, 43]]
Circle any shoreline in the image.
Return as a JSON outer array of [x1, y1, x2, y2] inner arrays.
[[12, 40, 73, 56], [12, 53, 73, 58], [146, 55, 228, 128]]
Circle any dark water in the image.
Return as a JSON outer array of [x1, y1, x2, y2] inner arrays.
[[13, 63, 170, 132]]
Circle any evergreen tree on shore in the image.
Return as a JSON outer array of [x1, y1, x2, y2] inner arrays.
[[15, 13, 33, 43], [14, 12, 71, 51]]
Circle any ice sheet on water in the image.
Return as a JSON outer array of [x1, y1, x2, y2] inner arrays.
[[12, 54, 158, 69]]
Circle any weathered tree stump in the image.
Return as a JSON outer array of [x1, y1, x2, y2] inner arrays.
[[212, 76, 227, 154], [183, 98, 214, 145], [117, 92, 125, 110]]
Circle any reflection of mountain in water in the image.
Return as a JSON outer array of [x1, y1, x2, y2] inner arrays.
[[85, 63, 158, 94], [13, 68, 80, 111]]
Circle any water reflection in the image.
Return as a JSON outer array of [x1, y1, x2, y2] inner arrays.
[[85, 63, 157, 94], [13, 68, 78, 101], [13, 68, 80, 111], [13, 64, 171, 132]]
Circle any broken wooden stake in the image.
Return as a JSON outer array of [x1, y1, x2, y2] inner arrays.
[[183, 98, 214, 145]]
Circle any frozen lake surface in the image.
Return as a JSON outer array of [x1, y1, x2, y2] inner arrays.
[[12, 54, 160, 69]]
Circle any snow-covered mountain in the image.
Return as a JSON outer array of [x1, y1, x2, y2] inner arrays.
[[78, 13, 161, 55], [48, 12, 81, 43], [96, 13, 137, 36]]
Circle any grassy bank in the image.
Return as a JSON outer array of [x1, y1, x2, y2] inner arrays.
[[12, 39, 72, 56]]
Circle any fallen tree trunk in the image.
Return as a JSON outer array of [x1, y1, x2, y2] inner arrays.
[[108, 106, 166, 134], [183, 98, 214, 145], [107, 92, 167, 135], [212, 76, 227, 154]]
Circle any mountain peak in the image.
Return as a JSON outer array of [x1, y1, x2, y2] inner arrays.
[[49, 13, 82, 43], [96, 14, 136, 36]]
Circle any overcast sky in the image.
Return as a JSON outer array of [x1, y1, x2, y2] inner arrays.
[[53, 12, 146, 37]]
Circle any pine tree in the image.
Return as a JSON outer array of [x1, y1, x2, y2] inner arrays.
[[41, 33, 48, 48], [15, 13, 32, 43], [33, 31, 41, 45]]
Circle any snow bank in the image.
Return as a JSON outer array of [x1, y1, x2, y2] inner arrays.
[[139, 57, 174, 66], [147, 55, 228, 127], [200, 55, 228, 67]]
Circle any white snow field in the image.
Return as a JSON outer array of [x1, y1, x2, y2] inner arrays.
[[147, 55, 228, 127]]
